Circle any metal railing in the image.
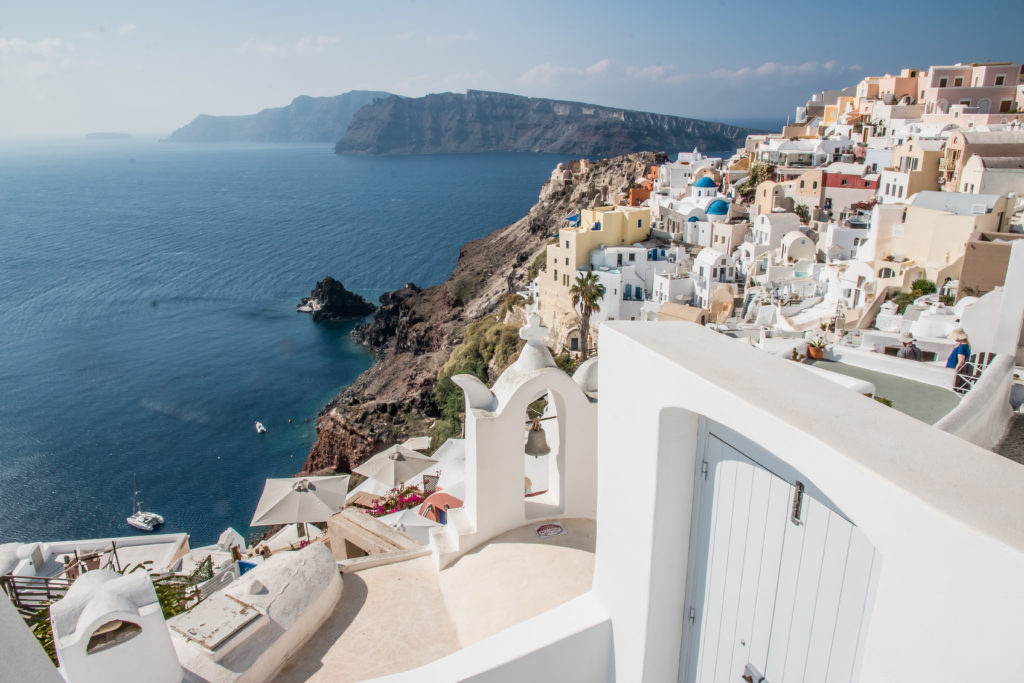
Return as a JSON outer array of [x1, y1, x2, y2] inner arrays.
[[0, 575, 73, 618]]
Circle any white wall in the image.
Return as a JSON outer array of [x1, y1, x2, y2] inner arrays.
[[0, 590, 63, 682], [935, 354, 1014, 448], [594, 322, 1024, 682]]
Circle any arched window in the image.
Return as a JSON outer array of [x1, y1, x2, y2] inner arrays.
[[878, 267, 895, 279]]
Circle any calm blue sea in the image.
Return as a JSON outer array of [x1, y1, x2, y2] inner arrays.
[[0, 140, 563, 546]]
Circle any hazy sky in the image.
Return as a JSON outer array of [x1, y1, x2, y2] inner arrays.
[[3, 0, 1021, 137]]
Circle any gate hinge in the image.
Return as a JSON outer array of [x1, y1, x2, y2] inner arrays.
[[701, 461, 708, 480], [688, 607, 696, 624]]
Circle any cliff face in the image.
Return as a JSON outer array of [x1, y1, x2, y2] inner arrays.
[[302, 151, 666, 474], [335, 90, 757, 157], [165, 91, 392, 143]]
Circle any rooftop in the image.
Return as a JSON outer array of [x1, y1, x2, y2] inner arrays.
[[277, 518, 595, 682], [910, 190, 1003, 214], [808, 359, 961, 424]]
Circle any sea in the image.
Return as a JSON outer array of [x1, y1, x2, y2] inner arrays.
[[0, 139, 564, 546]]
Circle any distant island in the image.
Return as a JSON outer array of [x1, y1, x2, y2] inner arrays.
[[85, 132, 132, 140], [335, 90, 760, 157], [164, 90, 391, 143]]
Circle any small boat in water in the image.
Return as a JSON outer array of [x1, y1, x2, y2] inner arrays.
[[255, 421, 267, 434], [126, 475, 164, 532]]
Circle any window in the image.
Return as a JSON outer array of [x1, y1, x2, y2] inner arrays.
[[564, 274, 569, 286], [570, 337, 579, 351], [878, 267, 895, 278], [841, 178, 848, 186], [628, 253, 635, 262], [996, 74, 1005, 86], [800, 180, 805, 188], [625, 284, 632, 299], [565, 240, 569, 248], [885, 183, 891, 195], [813, 181, 818, 189], [939, 77, 948, 87], [898, 186, 904, 198], [954, 77, 963, 87], [554, 269, 558, 281], [637, 219, 642, 227], [565, 257, 569, 266], [959, 100, 971, 107]]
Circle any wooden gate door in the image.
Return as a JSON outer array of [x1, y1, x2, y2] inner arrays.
[[679, 426, 879, 683]]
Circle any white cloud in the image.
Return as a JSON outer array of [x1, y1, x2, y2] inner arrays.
[[519, 59, 614, 85], [710, 60, 860, 80], [117, 23, 136, 35], [0, 37, 71, 58], [0, 37, 75, 80], [239, 38, 288, 58], [397, 30, 415, 41], [295, 34, 340, 55]]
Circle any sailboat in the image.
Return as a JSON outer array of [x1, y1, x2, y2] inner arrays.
[[126, 475, 164, 532]]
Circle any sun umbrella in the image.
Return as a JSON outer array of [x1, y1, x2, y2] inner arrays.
[[353, 444, 437, 487], [378, 508, 441, 545], [250, 475, 351, 527]]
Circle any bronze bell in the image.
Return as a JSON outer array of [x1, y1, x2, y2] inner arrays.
[[525, 418, 550, 457]]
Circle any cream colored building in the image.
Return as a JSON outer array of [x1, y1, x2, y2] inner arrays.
[[879, 139, 944, 203], [865, 191, 1015, 289], [536, 205, 650, 351], [959, 154, 1024, 195]]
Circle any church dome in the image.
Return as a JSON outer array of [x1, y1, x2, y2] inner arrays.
[[694, 176, 717, 188], [707, 199, 730, 215]]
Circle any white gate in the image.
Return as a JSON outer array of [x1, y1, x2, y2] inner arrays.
[[679, 424, 879, 683]]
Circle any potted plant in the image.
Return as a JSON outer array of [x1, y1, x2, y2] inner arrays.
[[807, 337, 827, 360]]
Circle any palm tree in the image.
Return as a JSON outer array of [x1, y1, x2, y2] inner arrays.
[[569, 272, 605, 360]]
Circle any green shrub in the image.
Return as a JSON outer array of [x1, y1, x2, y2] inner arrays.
[[892, 292, 916, 314], [430, 318, 525, 452], [874, 395, 893, 407], [911, 279, 937, 295], [529, 251, 548, 279], [450, 277, 475, 306]]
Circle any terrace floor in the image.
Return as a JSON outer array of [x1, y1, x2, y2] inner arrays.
[[276, 517, 596, 682], [808, 359, 961, 425]]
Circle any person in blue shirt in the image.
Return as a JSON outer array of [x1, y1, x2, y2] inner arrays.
[[946, 328, 971, 393]]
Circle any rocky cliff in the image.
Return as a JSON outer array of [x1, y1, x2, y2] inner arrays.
[[335, 90, 756, 157], [302, 151, 666, 474], [297, 277, 376, 322], [165, 90, 391, 143]]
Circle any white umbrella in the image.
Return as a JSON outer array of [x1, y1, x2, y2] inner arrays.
[[250, 475, 350, 527], [353, 444, 436, 487], [378, 508, 441, 545], [437, 455, 466, 491]]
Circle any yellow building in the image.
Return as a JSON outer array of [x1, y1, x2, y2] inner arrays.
[[537, 205, 650, 349]]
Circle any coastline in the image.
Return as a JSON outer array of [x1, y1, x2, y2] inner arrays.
[[301, 151, 665, 475]]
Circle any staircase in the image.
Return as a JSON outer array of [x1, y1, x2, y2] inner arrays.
[[0, 575, 72, 619]]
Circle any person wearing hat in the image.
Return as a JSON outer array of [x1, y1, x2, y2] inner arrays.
[[947, 328, 971, 393], [896, 332, 923, 361]]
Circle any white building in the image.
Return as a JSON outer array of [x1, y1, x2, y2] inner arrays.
[[693, 248, 737, 309]]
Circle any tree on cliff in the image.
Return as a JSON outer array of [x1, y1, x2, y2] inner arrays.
[[735, 162, 776, 198], [570, 272, 606, 360]]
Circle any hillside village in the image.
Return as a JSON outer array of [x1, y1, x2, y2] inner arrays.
[[533, 61, 1024, 364], [4, 61, 1024, 682]]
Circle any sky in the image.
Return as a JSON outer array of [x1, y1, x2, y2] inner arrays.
[[2, 0, 1021, 138]]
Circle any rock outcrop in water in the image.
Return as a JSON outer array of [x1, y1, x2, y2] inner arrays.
[[335, 90, 757, 157], [165, 91, 391, 143], [302, 151, 666, 474], [297, 277, 376, 322]]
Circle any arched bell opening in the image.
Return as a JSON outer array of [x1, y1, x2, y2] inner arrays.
[[522, 387, 565, 520], [86, 619, 142, 655]]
